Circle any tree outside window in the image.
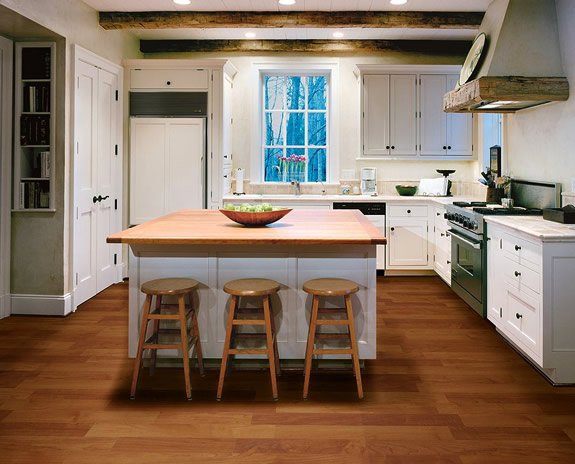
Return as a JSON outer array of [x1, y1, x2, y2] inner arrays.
[[263, 74, 328, 183]]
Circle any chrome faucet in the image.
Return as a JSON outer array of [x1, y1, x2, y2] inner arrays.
[[291, 180, 301, 196]]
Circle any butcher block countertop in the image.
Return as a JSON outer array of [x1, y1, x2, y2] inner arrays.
[[107, 209, 387, 246]]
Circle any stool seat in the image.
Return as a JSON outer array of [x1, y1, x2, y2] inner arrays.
[[141, 278, 199, 296], [303, 278, 359, 297], [224, 278, 280, 297]]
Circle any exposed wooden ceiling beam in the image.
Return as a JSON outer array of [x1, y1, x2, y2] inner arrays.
[[100, 11, 484, 30], [140, 39, 471, 55]]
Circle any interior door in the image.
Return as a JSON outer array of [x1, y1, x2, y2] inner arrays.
[[363, 74, 390, 156], [419, 75, 447, 156], [74, 61, 99, 306], [389, 74, 417, 156], [95, 68, 119, 291]]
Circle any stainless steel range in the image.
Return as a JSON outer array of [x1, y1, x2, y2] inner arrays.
[[445, 180, 561, 318]]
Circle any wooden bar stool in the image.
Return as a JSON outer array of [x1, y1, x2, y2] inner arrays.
[[130, 278, 204, 400], [303, 278, 363, 400], [217, 278, 281, 401]]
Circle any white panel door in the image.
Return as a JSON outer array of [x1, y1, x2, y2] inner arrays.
[[363, 75, 390, 156], [389, 74, 417, 156], [95, 68, 120, 291], [130, 118, 166, 224], [74, 61, 99, 306], [419, 75, 447, 156], [387, 218, 429, 267], [446, 75, 473, 157], [165, 119, 205, 212]]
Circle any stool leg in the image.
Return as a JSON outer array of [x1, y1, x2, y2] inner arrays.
[[189, 292, 205, 377], [217, 295, 237, 401], [130, 294, 152, 399], [263, 295, 279, 400], [269, 298, 281, 377], [303, 295, 319, 400], [149, 295, 162, 376], [178, 294, 192, 400], [345, 294, 363, 400]]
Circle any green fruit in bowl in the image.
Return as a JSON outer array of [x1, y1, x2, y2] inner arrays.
[[223, 203, 236, 211], [261, 203, 273, 212]]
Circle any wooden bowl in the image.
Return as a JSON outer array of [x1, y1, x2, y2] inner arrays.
[[219, 208, 292, 227]]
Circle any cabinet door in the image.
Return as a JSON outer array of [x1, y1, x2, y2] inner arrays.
[[165, 119, 205, 212], [487, 231, 505, 326], [363, 75, 390, 156], [389, 75, 417, 156], [130, 118, 166, 225], [446, 75, 473, 157], [130, 69, 209, 90], [387, 218, 429, 267], [419, 75, 447, 156], [503, 284, 542, 361]]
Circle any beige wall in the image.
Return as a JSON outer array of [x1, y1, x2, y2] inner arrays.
[[505, 0, 575, 192], [145, 50, 478, 184], [1, 0, 141, 295]]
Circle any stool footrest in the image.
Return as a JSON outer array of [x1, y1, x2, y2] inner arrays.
[[313, 348, 354, 355], [316, 319, 349, 326], [315, 333, 349, 340], [232, 319, 266, 326], [147, 307, 194, 320], [143, 343, 181, 350], [228, 348, 269, 355], [318, 307, 347, 313]]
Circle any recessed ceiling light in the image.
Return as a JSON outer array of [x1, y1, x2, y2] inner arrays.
[[279, 0, 296, 5], [173, 0, 191, 5], [390, 0, 408, 5], [333, 31, 344, 38], [245, 32, 256, 38]]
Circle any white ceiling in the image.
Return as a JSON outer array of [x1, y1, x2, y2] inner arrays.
[[85, 0, 491, 12], [86, 0, 488, 40]]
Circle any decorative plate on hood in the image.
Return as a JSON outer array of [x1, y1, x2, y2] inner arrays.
[[458, 33, 487, 87]]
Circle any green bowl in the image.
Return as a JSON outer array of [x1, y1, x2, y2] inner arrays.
[[395, 185, 418, 196]]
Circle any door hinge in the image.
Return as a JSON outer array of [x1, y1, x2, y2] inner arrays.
[[114, 253, 117, 265], [75, 273, 79, 286], [114, 144, 118, 156], [499, 238, 503, 249], [77, 76, 80, 88], [76, 141, 79, 154], [76, 206, 79, 220], [115, 90, 119, 101], [114, 199, 118, 210], [499, 307, 503, 318], [211, 113, 213, 121]]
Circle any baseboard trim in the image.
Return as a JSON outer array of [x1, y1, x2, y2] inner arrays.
[[384, 269, 437, 276], [0, 293, 10, 319], [11, 293, 73, 316]]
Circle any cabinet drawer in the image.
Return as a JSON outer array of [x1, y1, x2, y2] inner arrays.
[[502, 258, 541, 294], [130, 69, 209, 90], [503, 284, 542, 362], [501, 232, 542, 268], [388, 205, 428, 217], [434, 248, 451, 285]]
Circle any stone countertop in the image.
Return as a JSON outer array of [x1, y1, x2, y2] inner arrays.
[[223, 194, 481, 206], [485, 216, 575, 242]]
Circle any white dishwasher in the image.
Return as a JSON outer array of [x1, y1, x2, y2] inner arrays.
[[333, 202, 386, 272]]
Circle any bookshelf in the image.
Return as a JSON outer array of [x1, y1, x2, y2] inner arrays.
[[13, 42, 56, 212]]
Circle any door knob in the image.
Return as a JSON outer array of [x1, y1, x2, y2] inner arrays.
[[92, 195, 110, 203]]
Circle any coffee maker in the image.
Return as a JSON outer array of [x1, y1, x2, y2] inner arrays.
[[361, 167, 377, 195]]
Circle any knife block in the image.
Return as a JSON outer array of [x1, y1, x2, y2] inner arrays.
[[486, 187, 505, 204]]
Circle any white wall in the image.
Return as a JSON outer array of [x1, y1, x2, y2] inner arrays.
[[504, 0, 575, 192]]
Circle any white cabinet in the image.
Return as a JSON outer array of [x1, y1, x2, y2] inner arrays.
[[130, 118, 205, 225], [130, 69, 209, 90], [487, 222, 575, 384], [420, 75, 473, 158], [362, 74, 416, 156], [387, 217, 429, 268], [362, 75, 390, 156], [433, 206, 451, 285]]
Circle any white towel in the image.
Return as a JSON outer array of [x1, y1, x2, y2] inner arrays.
[[418, 178, 448, 196]]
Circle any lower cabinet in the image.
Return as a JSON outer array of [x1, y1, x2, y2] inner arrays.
[[386, 217, 429, 268], [487, 222, 575, 384], [433, 206, 451, 284]]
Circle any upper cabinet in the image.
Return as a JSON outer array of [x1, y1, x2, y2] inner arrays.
[[359, 67, 473, 160]]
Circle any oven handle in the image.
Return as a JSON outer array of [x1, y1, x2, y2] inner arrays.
[[448, 229, 482, 250]]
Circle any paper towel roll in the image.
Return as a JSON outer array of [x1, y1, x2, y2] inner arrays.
[[234, 168, 244, 194]]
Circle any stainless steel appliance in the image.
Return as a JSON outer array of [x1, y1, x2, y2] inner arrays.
[[333, 202, 386, 272], [360, 167, 377, 195], [445, 180, 561, 317]]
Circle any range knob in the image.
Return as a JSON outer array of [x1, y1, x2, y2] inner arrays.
[[472, 221, 479, 230], [463, 219, 471, 228]]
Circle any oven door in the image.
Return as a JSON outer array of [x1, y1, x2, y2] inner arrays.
[[449, 228, 484, 311]]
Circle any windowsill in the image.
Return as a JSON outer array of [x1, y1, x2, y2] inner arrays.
[[250, 182, 340, 186]]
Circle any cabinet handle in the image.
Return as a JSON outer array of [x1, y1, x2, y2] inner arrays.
[[390, 227, 395, 231], [166, 81, 171, 85], [516, 313, 523, 319], [443, 146, 447, 150], [436, 212, 440, 216], [448, 146, 452, 150], [514, 271, 521, 277], [386, 145, 390, 149], [441, 233, 445, 237], [407, 209, 411, 214], [447, 260, 451, 264], [515, 245, 522, 251], [391, 146, 395, 149]]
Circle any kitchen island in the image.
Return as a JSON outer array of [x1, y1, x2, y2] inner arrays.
[[107, 209, 386, 359]]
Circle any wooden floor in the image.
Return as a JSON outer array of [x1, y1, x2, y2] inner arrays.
[[1, 277, 575, 463]]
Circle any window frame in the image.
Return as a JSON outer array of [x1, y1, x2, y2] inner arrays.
[[251, 62, 339, 184]]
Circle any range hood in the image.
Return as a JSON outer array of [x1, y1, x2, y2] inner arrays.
[[444, 0, 569, 113]]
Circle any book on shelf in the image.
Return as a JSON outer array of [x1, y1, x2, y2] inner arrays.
[[22, 47, 51, 80], [20, 180, 50, 209], [20, 115, 50, 146], [40, 151, 51, 178], [23, 83, 50, 113]]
